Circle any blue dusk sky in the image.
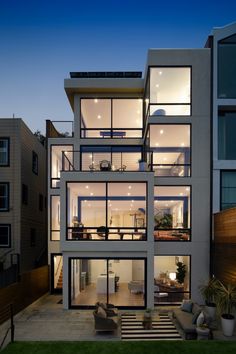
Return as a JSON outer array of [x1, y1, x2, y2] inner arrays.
[[0, 0, 236, 134]]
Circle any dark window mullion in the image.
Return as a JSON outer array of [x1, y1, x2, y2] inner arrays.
[[111, 99, 113, 138]]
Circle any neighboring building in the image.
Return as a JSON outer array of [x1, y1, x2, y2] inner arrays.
[[47, 47, 211, 309], [0, 119, 47, 276], [206, 22, 236, 213]]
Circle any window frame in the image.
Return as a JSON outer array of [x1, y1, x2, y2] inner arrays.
[[50, 195, 60, 241], [220, 170, 236, 210], [0, 137, 10, 167], [0, 182, 10, 212], [0, 224, 11, 248], [80, 97, 144, 139], [32, 151, 38, 175]]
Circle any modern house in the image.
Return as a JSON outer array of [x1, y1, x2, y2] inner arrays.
[[0, 118, 47, 278], [47, 45, 211, 309]]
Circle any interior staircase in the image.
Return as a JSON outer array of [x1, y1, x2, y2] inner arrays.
[[56, 268, 63, 290]]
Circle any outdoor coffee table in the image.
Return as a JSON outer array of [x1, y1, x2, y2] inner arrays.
[[196, 326, 210, 340]]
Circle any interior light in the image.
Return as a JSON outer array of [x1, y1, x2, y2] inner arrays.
[[128, 185, 132, 189], [181, 142, 185, 147], [179, 192, 183, 196], [163, 157, 167, 161], [90, 192, 94, 196], [155, 200, 158, 203], [169, 272, 176, 281], [171, 200, 174, 203], [186, 187, 190, 191], [97, 115, 101, 119], [85, 185, 89, 189], [137, 110, 140, 114], [127, 192, 131, 196], [94, 98, 98, 103], [155, 84, 159, 88], [160, 165, 163, 168], [64, 151, 68, 155], [160, 129, 164, 135], [89, 154, 93, 158], [132, 200, 134, 203], [84, 200, 87, 203], [159, 71, 162, 75], [155, 143, 159, 146]]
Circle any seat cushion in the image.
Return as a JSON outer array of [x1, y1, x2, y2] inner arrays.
[[97, 306, 107, 318]]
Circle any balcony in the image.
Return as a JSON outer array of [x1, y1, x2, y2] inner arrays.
[[67, 227, 146, 241]]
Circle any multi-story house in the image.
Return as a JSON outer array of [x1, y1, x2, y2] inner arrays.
[[47, 48, 211, 309], [0, 118, 47, 277]]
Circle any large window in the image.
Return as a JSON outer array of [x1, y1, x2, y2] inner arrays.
[[32, 151, 38, 175], [147, 67, 191, 116], [67, 182, 147, 240], [0, 183, 9, 211], [218, 34, 236, 99], [0, 224, 11, 247], [51, 195, 60, 241], [0, 138, 9, 166], [154, 256, 190, 304], [154, 186, 191, 241], [70, 258, 146, 308], [50, 145, 73, 188], [149, 124, 191, 177], [80, 98, 143, 138], [218, 110, 236, 159], [221, 171, 236, 210], [81, 146, 142, 172]]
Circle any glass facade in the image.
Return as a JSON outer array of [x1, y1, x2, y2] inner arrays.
[[70, 258, 145, 308], [218, 111, 236, 159], [221, 171, 236, 210], [51, 196, 60, 241], [50, 145, 73, 188], [218, 34, 236, 99]]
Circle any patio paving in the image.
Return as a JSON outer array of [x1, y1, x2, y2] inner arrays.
[[1, 293, 236, 348]]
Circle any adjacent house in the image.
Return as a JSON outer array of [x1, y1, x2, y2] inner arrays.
[[0, 118, 47, 280]]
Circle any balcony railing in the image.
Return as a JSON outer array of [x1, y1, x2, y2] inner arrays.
[[67, 227, 146, 241], [154, 229, 190, 241], [81, 128, 143, 139], [150, 164, 191, 177]]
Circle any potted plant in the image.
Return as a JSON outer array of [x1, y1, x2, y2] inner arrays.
[[214, 280, 236, 336], [199, 277, 218, 319], [176, 261, 186, 285]]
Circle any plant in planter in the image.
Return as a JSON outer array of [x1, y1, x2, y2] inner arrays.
[[154, 213, 173, 229], [176, 261, 186, 285], [199, 277, 218, 319], [214, 280, 236, 336]]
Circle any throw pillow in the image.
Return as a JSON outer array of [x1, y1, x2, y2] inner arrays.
[[192, 310, 201, 324], [181, 301, 193, 313], [196, 311, 205, 327], [97, 306, 107, 318]]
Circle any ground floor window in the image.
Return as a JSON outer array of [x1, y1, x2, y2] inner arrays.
[[154, 255, 190, 305], [69, 258, 146, 308]]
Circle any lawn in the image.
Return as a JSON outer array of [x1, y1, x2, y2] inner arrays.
[[2, 341, 236, 354]]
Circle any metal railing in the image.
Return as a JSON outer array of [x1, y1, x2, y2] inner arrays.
[[67, 227, 147, 241], [0, 304, 14, 349], [154, 228, 191, 241], [81, 128, 143, 139]]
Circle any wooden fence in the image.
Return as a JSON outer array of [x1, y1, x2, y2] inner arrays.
[[213, 208, 236, 284], [0, 265, 49, 324]]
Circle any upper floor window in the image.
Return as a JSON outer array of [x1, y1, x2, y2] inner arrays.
[[50, 145, 73, 188], [218, 110, 236, 159], [22, 184, 28, 205], [32, 151, 38, 175], [0, 224, 11, 247], [218, 34, 236, 99], [51, 195, 60, 241], [0, 138, 10, 166], [0, 183, 9, 211], [148, 124, 191, 177], [67, 182, 147, 241], [80, 98, 143, 138], [221, 171, 236, 210], [146, 67, 191, 116]]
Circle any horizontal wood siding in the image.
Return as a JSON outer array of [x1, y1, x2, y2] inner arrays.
[[0, 265, 49, 324], [213, 208, 236, 284]]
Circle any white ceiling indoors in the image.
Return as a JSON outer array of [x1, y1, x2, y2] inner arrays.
[[149, 124, 190, 147], [81, 99, 143, 129], [154, 186, 190, 197]]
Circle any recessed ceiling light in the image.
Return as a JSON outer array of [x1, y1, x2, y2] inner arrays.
[[160, 165, 163, 168], [159, 71, 162, 75], [181, 142, 185, 147], [160, 129, 164, 135], [84, 200, 87, 203], [155, 142, 159, 146], [155, 200, 158, 203], [85, 185, 89, 189], [90, 192, 94, 196], [179, 192, 183, 196], [163, 157, 167, 161], [127, 192, 131, 196], [94, 98, 98, 103], [128, 186, 132, 189], [155, 84, 159, 88], [186, 187, 190, 191], [132, 200, 134, 203], [171, 200, 174, 203], [97, 115, 101, 119], [64, 151, 68, 155], [89, 154, 93, 158]]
